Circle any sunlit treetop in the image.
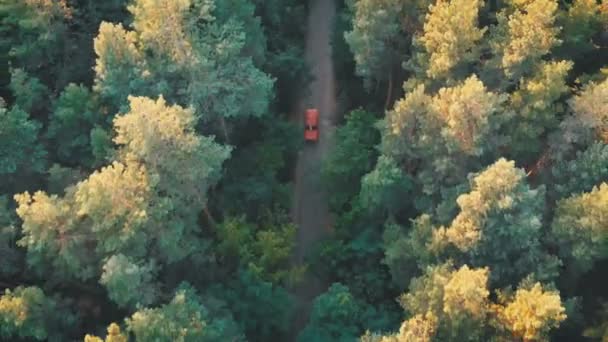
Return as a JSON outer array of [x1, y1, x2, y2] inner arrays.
[[84, 323, 128, 342], [418, 0, 486, 79], [497, 283, 566, 341], [433, 158, 525, 251], [490, 0, 561, 78], [128, 0, 195, 64], [431, 75, 504, 155], [571, 78, 608, 143]]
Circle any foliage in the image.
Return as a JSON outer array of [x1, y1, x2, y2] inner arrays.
[[99, 254, 159, 308], [15, 96, 230, 282], [323, 109, 380, 212], [432, 158, 560, 286], [417, 0, 485, 80], [488, 0, 561, 80], [46, 84, 100, 167], [0, 286, 76, 341], [0, 103, 46, 176], [84, 323, 127, 342], [211, 269, 294, 341], [552, 183, 608, 273], [552, 142, 608, 199], [398, 264, 490, 341], [506, 60, 573, 161], [215, 214, 304, 286], [298, 283, 370, 342], [126, 283, 244, 341], [497, 283, 567, 341], [344, 0, 429, 86], [93, 0, 275, 140]]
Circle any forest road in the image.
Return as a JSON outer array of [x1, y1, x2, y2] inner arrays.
[[290, 0, 337, 339]]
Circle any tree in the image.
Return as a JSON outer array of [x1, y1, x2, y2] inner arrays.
[[210, 269, 294, 341], [488, 0, 561, 80], [126, 283, 244, 341], [15, 96, 231, 281], [0, 196, 20, 278], [14, 161, 151, 281], [398, 263, 490, 341], [0, 0, 71, 92], [570, 77, 608, 143], [215, 214, 304, 286], [93, 0, 275, 140], [379, 76, 505, 213], [556, 0, 607, 60], [8, 68, 49, 116], [359, 156, 412, 214], [496, 283, 566, 341], [551, 183, 608, 273], [99, 254, 159, 309], [298, 283, 368, 342], [0, 286, 76, 341], [416, 0, 486, 80], [114, 96, 231, 209], [84, 323, 127, 342], [551, 142, 608, 199], [344, 0, 430, 93], [431, 158, 560, 286], [382, 216, 434, 290], [0, 103, 46, 190], [93, 22, 147, 112], [323, 109, 380, 212], [506, 60, 573, 161], [46, 84, 100, 167]]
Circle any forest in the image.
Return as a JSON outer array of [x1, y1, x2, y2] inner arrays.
[[1, 0, 608, 341]]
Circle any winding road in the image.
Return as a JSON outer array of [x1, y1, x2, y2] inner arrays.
[[291, 0, 337, 338]]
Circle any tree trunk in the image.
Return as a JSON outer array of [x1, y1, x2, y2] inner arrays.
[[220, 116, 230, 144], [204, 204, 217, 230], [384, 70, 394, 110]]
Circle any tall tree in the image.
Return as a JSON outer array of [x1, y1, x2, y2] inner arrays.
[[431, 158, 560, 286], [551, 183, 608, 273]]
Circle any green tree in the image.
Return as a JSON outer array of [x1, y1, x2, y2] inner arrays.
[[211, 269, 294, 341], [215, 214, 303, 286], [551, 183, 608, 273], [552, 142, 608, 199], [0, 196, 20, 277], [99, 254, 159, 309], [379, 76, 505, 213], [0, 0, 71, 93], [298, 283, 368, 342], [556, 0, 607, 60], [323, 109, 380, 212], [431, 158, 560, 286], [0, 286, 76, 341], [93, 0, 275, 140], [126, 283, 244, 342], [15, 96, 230, 281], [344, 0, 430, 93], [46, 84, 101, 167], [93, 21, 147, 112], [8, 68, 49, 116], [0, 103, 46, 181]]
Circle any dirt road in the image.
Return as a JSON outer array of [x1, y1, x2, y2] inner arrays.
[[291, 0, 337, 338]]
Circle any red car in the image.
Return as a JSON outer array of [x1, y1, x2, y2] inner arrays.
[[304, 109, 319, 142]]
